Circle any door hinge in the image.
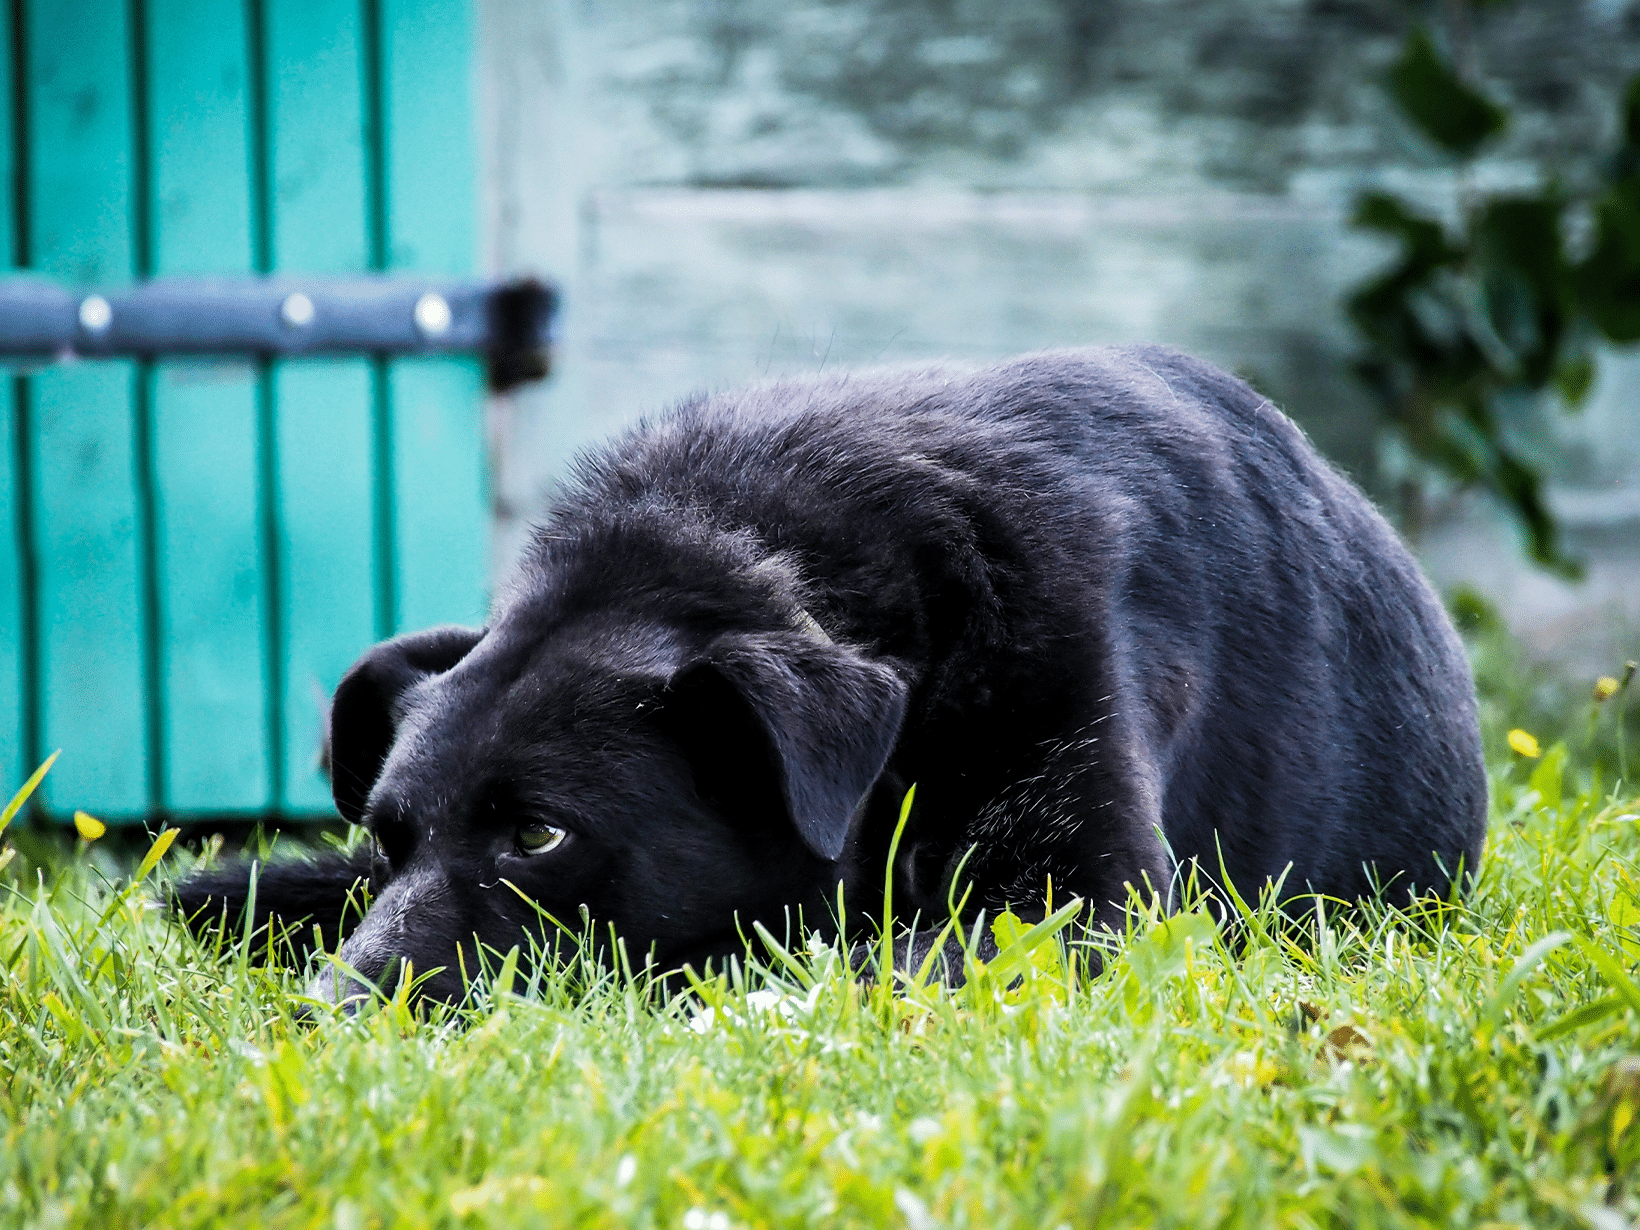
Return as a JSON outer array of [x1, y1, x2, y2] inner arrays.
[[0, 275, 557, 392]]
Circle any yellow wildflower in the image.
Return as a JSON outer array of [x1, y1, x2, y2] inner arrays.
[[1595, 676, 1620, 702], [1507, 728, 1541, 759], [73, 810, 106, 841]]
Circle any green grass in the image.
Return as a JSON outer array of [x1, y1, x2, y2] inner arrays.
[[0, 632, 1637, 1228]]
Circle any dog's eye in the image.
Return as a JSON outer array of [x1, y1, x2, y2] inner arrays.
[[517, 824, 568, 855]]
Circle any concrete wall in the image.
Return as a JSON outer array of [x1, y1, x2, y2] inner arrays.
[[479, 0, 1640, 672]]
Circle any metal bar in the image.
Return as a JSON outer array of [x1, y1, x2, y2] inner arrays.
[[0, 274, 556, 389]]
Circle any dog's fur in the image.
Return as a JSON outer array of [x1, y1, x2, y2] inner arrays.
[[175, 346, 1487, 1006]]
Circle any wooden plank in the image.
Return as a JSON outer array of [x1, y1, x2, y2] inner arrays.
[[24, 0, 132, 285], [150, 366, 269, 811], [146, 0, 252, 276], [0, 12, 22, 795], [25, 0, 147, 816], [265, 0, 377, 813], [145, 0, 270, 812], [387, 357, 488, 633], [265, 0, 368, 271], [30, 367, 148, 815], [381, 0, 474, 275], [273, 361, 376, 810], [380, 0, 488, 635]]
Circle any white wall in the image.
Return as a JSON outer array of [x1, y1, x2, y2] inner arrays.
[[479, 0, 1640, 673]]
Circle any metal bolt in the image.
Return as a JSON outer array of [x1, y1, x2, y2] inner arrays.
[[280, 292, 315, 328], [78, 294, 112, 333], [413, 291, 452, 338]]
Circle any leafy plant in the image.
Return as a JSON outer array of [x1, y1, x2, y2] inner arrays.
[[1348, 4, 1640, 574], [1450, 585, 1640, 781]]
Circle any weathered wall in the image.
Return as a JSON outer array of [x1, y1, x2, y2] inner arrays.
[[480, 0, 1640, 671]]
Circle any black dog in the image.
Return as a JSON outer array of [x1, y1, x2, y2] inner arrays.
[[176, 346, 1487, 1007]]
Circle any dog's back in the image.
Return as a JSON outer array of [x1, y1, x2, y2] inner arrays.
[[544, 344, 1487, 916]]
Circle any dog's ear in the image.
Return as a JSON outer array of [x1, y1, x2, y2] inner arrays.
[[329, 625, 486, 822], [659, 633, 908, 862]]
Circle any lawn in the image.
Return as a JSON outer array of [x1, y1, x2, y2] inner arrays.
[[0, 611, 1636, 1229]]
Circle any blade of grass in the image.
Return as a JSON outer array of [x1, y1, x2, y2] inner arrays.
[[877, 783, 916, 989], [1482, 931, 1572, 1035], [1576, 934, 1640, 1014], [0, 751, 60, 836]]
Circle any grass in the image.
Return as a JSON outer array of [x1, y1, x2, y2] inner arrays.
[[0, 621, 1637, 1228]]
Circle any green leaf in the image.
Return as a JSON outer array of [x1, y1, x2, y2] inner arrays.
[[132, 828, 181, 885], [1577, 180, 1640, 342], [1482, 931, 1571, 1034], [1351, 192, 1460, 272], [1576, 936, 1640, 1016], [1623, 71, 1640, 150], [985, 897, 1085, 988], [1431, 407, 1580, 578], [751, 919, 817, 990], [1554, 355, 1596, 406], [1472, 196, 1572, 384], [1111, 910, 1219, 1015], [1448, 586, 1506, 637], [1387, 28, 1507, 157], [493, 945, 522, 1000], [0, 751, 60, 837], [878, 784, 917, 988], [1529, 742, 1569, 810], [1476, 196, 1567, 292], [1536, 993, 1626, 1041]]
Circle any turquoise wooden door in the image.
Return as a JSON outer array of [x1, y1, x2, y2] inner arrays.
[[1, 0, 489, 822]]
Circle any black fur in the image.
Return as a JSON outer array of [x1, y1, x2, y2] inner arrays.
[[173, 346, 1487, 1006]]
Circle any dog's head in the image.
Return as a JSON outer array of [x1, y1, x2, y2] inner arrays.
[[310, 613, 908, 1009]]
